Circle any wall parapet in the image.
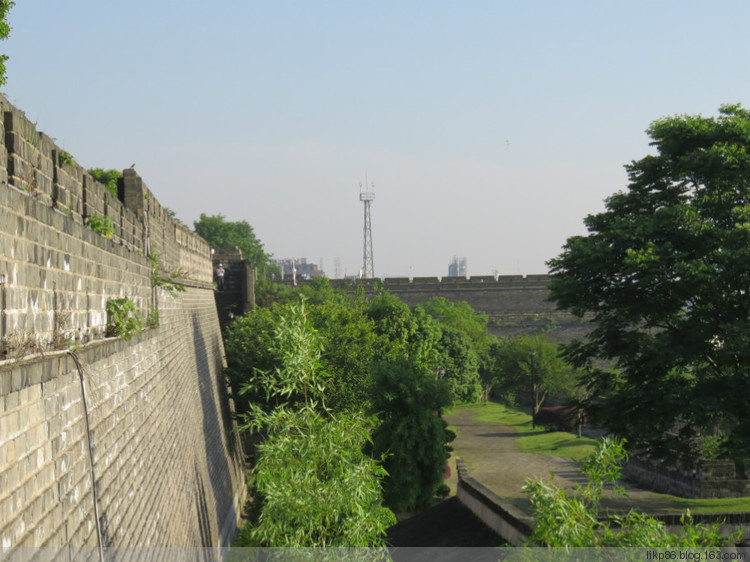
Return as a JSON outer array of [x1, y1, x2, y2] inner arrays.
[[0, 94, 212, 354], [325, 274, 552, 291], [455, 458, 533, 546], [319, 273, 586, 342]]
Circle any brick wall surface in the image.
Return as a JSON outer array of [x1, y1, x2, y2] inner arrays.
[[0, 95, 245, 550]]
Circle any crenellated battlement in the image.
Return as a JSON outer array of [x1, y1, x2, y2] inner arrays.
[[0, 94, 212, 349]]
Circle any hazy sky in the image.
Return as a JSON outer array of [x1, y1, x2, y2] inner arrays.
[[4, 1, 748, 278]]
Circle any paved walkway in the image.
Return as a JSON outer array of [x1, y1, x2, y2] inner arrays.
[[444, 406, 690, 515]]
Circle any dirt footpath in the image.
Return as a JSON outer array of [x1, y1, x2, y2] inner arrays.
[[445, 406, 686, 515]]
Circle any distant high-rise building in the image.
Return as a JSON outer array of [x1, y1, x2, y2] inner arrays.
[[273, 258, 325, 280], [448, 256, 467, 277], [334, 257, 342, 279]]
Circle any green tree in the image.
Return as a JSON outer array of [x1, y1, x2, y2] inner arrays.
[[369, 356, 454, 512], [365, 291, 441, 364], [226, 284, 384, 416], [548, 104, 750, 462], [419, 296, 494, 356], [193, 213, 269, 268], [523, 437, 739, 547], [419, 297, 492, 403], [0, 1, 13, 87], [224, 306, 279, 417], [309, 299, 382, 413], [484, 335, 582, 416], [433, 325, 482, 403], [236, 300, 396, 547]]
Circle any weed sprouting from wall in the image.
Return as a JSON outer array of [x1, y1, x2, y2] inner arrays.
[[151, 251, 187, 299], [148, 250, 188, 327], [0, 331, 45, 361], [22, 154, 40, 195], [106, 298, 143, 341], [85, 213, 114, 239], [53, 292, 73, 350], [58, 150, 75, 167]]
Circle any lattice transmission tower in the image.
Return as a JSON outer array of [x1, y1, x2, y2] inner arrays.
[[359, 180, 375, 278]]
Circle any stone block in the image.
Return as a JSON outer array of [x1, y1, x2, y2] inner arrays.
[[0, 374, 11, 397], [4, 109, 34, 139], [0, 439, 12, 470]]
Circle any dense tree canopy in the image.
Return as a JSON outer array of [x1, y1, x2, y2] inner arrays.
[[194, 213, 269, 268], [433, 325, 482, 403], [484, 334, 582, 414], [368, 356, 454, 512], [548, 104, 750, 461], [225, 284, 472, 517], [419, 296, 493, 403], [234, 301, 395, 546], [419, 296, 494, 356], [224, 307, 279, 415]]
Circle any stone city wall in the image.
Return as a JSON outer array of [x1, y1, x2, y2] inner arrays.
[[0, 95, 245, 551], [327, 276, 589, 342]]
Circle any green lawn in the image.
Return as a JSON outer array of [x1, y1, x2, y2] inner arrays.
[[450, 401, 750, 514], [453, 401, 598, 461]]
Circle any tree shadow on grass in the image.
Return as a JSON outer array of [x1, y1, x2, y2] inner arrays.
[[551, 467, 589, 486], [476, 431, 539, 438]]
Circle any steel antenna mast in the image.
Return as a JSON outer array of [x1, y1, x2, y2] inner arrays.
[[359, 178, 375, 278]]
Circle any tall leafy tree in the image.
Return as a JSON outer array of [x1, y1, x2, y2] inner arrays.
[[419, 296, 494, 356], [548, 104, 750, 462], [193, 213, 269, 268], [235, 300, 395, 546], [0, 1, 13, 86], [309, 299, 382, 413], [224, 306, 279, 416], [484, 334, 581, 414], [419, 297, 493, 403], [365, 291, 441, 364], [369, 356, 454, 512], [433, 325, 482, 403]]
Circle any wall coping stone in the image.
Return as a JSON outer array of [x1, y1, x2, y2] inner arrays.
[[455, 458, 533, 546], [0, 331, 156, 395]]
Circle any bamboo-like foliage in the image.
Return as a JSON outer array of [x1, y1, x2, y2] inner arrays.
[[236, 300, 396, 547]]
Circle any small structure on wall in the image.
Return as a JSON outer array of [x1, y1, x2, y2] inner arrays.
[[212, 246, 255, 330]]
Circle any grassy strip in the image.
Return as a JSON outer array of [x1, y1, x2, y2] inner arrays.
[[455, 402, 597, 461], [452, 402, 750, 513]]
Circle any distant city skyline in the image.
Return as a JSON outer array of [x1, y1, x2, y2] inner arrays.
[[3, 1, 748, 277]]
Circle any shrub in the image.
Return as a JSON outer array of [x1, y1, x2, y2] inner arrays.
[[85, 212, 114, 239], [523, 437, 741, 547], [106, 298, 143, 341]]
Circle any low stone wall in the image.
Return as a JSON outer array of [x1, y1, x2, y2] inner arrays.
[[456, 457, 750, 546], [623, 455, 750, 499], [454, 458, 533, 546]]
